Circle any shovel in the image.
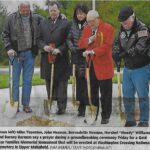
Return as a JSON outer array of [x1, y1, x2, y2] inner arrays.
[[72, 64, 76, 107], [116, 62, 126, 120], [84, 55, 98, 125], [3, 57, 18, 118], [72, 64, 79, 108], [44, 53, 55, 116]]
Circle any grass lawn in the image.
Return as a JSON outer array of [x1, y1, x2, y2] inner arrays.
[[0, 74, 45, 89], [0, 73, 122, 89]]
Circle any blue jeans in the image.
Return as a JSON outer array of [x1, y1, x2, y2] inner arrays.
[[123, 64, 150, 122], [11, 50, 35, 106]]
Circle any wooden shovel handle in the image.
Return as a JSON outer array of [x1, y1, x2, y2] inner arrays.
[[117, 71, 121, 98]]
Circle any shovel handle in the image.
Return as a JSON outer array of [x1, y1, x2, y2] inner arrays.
[[116, 61, 121, 72], [9, 56, 15, 65], [86, 55, 92, 106], [72, 64, 76, 101], [86, 54, 91, 68], [116, 60, 121, 97], [49, 63, 54, 109], [48, 53, 56, 64], [117, 72, 121, 97], [86, 67, 92, 106], [8, 57, 15, 102]]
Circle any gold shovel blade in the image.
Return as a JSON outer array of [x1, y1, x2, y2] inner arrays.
[[3, 101, 18, 118], [87, 105, 97, 116], [84, 105, 98, 125], [120, 112, 126, 121], [72, 98, 80, 108]]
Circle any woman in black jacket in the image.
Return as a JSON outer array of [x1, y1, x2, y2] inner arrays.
[[67, 4, 89, 117]]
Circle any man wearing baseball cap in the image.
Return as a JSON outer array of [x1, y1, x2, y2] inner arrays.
[[113, 6, 150, 127]]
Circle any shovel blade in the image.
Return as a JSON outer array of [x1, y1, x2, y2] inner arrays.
[[72, 99, 80, 108], [50, 100, 57, 114], [3, 101, 18, 118], [43, 99, 57, 116], [84, 105, 98, 125], [43, 99, 50, 116], [120, 112, 126, 121]]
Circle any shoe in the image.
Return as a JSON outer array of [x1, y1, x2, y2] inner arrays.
[[138, 122, 149, 127], [125, 121, 136, 127], [17, 104, 20, 112], [78, 111, 85, 117], [23, 106, 32, 113], [56, 109, 65, 115], [17, 108, 20, 113], [101, 118, 109, 124]]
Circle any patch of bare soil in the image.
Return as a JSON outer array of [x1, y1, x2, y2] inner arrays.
[[16, 116, 72, 127]]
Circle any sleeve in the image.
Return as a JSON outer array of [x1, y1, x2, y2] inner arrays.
[[36, 21, 47, 51], [66, 23, 76, 52], [2, 16, 13, 51], [134, 27, 150, 55], [93, 25, 114, 57], [112, 31, 127, 62], [57, 21, 71, 55], [78, 26, 90, 49]]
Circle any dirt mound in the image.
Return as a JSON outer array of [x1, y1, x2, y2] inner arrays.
[[16, 116, 72, 127]]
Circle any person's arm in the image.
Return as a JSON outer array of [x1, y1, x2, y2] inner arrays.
[[66, 23, 76, 53], [78, 26, 90, 49], [36, 20, 48, 51], [127, 26, 150, 56], [112, 31, 128, 63], [57, 21, 71, 55], [2, 15, 14, 51], [92, 25, 114, 57]]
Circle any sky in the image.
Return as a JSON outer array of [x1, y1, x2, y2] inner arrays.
[[1, 0, 46, 13]]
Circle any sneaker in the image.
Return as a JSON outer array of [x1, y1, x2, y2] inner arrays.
[[101, 118, 109, 124], [138, 122, 149, 127], [125, 121, 136, 127], [23, 106, 32, 113]]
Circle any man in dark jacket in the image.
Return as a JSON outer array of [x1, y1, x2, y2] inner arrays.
[[38, 1, 70, 114], [113, 6, 150, 127], [2, 2, 43, 113]]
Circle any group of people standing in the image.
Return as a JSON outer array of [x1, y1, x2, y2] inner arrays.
[[2, 1, 150, 127]]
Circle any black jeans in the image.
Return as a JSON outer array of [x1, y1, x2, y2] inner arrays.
[[90, 64, 112, 119], [75, 62, 88, 113], [45, 79, 68, 111], [76, 75, 88, 113]]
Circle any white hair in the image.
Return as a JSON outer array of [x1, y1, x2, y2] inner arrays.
[[87, 10, 99, 19], [19, 1, 30, 8]]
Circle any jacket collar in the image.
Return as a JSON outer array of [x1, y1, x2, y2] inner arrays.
[[47, 14, 62, 33], [120, 17, 139, 33]]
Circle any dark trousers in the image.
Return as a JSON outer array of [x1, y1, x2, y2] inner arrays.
[[45, 79, 68, 110], [76, 75, 87, 113], [90, 64, 112, 119]]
